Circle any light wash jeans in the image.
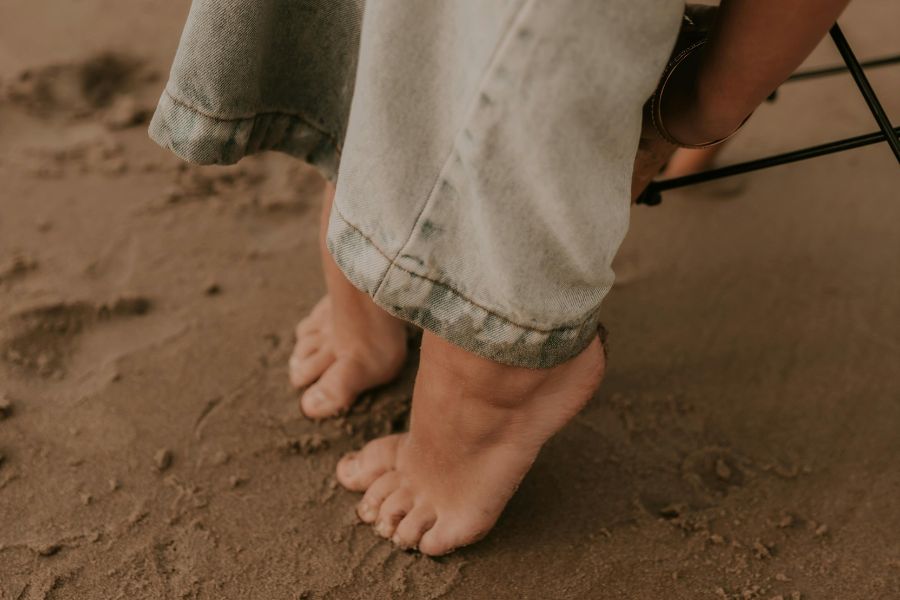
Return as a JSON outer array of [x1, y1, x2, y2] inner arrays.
[[150, 0, 683, 368]]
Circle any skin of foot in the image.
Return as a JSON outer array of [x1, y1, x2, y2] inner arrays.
[[289, 183, 408, 418], [336, 329, 606, 556]]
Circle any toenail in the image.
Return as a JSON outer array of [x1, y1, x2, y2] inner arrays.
[[307, 389, 327, 407], [375, 521, 391, 537], [341, 455, 358, 476], [358, 502, 375, 521]]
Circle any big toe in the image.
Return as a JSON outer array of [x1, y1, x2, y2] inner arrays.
[[336, 434, 402, 492]]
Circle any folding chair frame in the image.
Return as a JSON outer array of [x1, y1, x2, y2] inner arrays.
[[636, 24, 900, 206]]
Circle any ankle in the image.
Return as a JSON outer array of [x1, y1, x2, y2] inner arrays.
[[421, 334, 539, 400], [420, 332, 605, 408]]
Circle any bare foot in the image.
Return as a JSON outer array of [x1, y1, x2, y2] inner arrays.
[[289, 184, 408, 418], [336, 330, 606, 555]]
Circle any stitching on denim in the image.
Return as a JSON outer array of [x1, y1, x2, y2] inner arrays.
[[370, 0, 536, 299], [331, 204, 600, 335], [163, 89, 343, 153]]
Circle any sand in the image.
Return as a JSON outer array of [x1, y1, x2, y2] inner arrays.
[[1, 1, 899, 598]]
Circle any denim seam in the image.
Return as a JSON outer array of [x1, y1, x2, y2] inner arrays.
[[162, 88, 343, 154], [331, 203, 599, 335], [369, 0, 535, 300]]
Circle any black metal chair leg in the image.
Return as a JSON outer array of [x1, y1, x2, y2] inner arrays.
[[829, 24, 900, 163]]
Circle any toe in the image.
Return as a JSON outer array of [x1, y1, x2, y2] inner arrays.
[[374, 488, 414, 539], [299, 357, 369, 418], [294, 315, 319, 338], [294, 298, 331, 338], [292, 331, 324, 360], [294, 319, 310, 339], [418, 517, 490, 557], [289, 347, 335, 389], [416, 522, 456, 557], [391, 505, 437, 550], [356, 471, 401, 523], [336, 434, 402, 492]]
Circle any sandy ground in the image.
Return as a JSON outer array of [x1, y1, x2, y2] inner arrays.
[[1, 2, 899, 598]]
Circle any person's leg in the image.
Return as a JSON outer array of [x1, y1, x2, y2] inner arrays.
[[632, 1, 850, 198], [324, 0, 681, 554], [336, 329, 605, 555], [288, 182, 408, 418]]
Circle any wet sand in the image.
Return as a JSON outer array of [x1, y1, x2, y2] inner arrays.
[[1, 1, 899, 598]]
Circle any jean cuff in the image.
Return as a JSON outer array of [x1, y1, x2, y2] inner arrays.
[[148, 88, 341, 180], [327, 205, 603, 369]]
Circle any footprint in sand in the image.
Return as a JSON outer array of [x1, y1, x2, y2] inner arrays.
[[0, 254, 38, 287], [158, 154, 324, 213], [0, 295, 151, 379], [3, 52, 153, 121], [4, 52, 156, 179]]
